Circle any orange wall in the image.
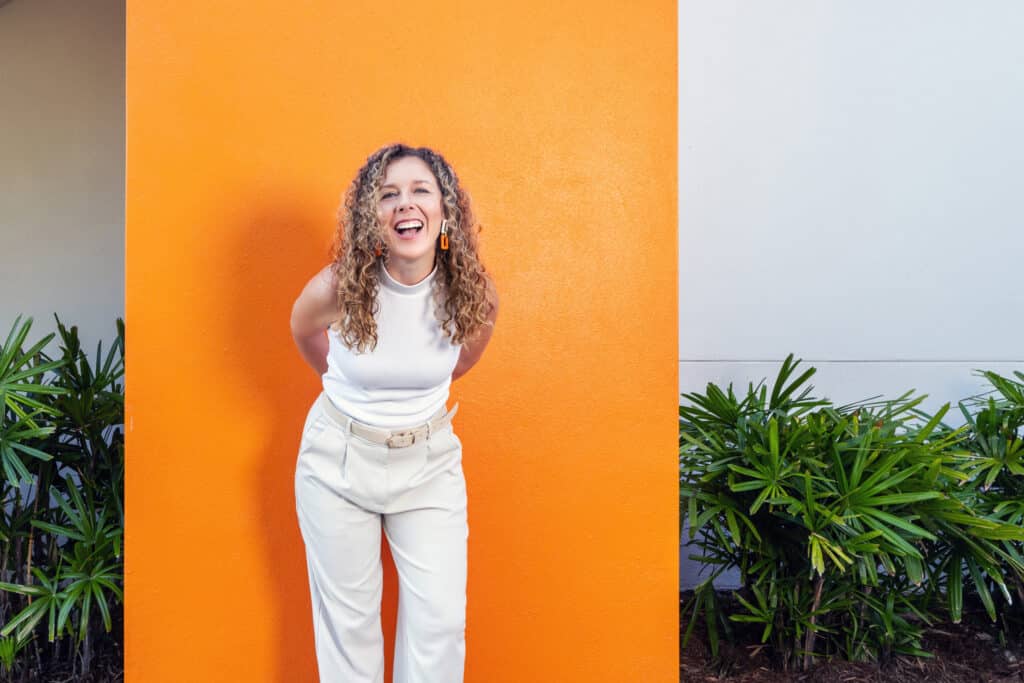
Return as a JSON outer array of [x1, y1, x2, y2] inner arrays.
[[126, 2, 677, 681]]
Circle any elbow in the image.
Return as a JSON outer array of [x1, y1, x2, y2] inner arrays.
[[289, 301, 314, 343]]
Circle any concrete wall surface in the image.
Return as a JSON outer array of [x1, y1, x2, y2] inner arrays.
[[0, 0, 125, 353], [679, 1, 1024, 590]]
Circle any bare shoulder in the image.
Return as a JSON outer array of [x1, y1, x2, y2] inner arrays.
[[291, 264, 340, 335], [312, 263, 337, 292], [303, 264, 338, 306]]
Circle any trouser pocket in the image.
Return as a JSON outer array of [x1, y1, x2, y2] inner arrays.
[[295, 397, 352, 511]]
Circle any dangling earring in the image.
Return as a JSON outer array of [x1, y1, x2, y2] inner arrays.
[[374, 241, 383, 257], [440, 219, 449, 251]]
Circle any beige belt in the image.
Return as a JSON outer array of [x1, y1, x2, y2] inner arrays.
[[320, 395, 458, 449]]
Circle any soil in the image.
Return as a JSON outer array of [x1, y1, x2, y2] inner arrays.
[[29, 649, 124, 683], [681, 592, 1024, 683], [6, 610, 123, 683], [6, 645, 123, 683]]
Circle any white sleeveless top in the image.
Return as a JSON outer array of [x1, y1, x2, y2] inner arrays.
[[322, 265, 462, 428]]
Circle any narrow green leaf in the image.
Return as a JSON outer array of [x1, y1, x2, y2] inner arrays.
[[967, 556, 997, 622]]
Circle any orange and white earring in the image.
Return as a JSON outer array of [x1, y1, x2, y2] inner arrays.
[[374, 241, 384, 257], [439, 219, 450, 251]]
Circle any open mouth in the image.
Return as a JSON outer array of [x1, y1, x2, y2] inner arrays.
[[394, 219, 424, 237]]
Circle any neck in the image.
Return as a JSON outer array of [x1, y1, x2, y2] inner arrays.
[[385, 256, 436, 286]]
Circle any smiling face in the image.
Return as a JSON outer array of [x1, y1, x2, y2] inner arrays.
[[376, 155, 446, 284]]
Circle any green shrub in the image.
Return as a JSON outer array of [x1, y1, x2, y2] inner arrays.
[[953, 369, 1024, 628], [0, 316, 124, 680], [680, 355, 1024, 671]]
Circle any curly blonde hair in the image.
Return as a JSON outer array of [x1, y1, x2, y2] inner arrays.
[[330, 143, 492, 353]]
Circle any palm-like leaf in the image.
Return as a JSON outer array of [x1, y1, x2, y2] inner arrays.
[[681, 355, 1024, 668]]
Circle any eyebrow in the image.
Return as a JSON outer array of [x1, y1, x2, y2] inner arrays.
[[380, 179, 434, 189]]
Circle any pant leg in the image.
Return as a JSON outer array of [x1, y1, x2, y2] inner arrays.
[[295, 399, 386, 683], [383, 427, 469, 683]]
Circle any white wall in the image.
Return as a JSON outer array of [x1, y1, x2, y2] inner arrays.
[[0, 0, 125, 353], [679, 1, 1024, 589]]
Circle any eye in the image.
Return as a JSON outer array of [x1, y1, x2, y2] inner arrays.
[[415, 188, 430, 194], [380, 191, 397, 199]]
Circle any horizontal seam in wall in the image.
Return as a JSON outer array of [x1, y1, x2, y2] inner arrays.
[[679, 359, 1024, 364]]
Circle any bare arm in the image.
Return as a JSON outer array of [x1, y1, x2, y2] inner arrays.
[[290, 265, 340, 377], [452, 277, 499, 382]]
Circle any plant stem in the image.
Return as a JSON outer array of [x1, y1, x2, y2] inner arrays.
[[81, 622, 91, 677], [802, 574, 824, 671], [24, 479, 40, 607], [0, 528, 8, 616], [11, 490, 22, 588], [787, 579, 799, 672]]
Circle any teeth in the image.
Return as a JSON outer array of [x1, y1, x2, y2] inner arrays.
[[396, 220, 423, 229]]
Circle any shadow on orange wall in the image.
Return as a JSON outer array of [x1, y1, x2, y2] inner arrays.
[[224, 199, 410, 680]]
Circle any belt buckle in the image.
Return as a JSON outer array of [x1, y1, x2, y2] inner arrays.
[[386, 431, 415, 448]]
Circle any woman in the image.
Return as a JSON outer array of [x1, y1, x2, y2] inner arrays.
[[289, 143, 498, 683]]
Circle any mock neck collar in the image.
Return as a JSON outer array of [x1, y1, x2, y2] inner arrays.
[[380, 263, 436, 295]]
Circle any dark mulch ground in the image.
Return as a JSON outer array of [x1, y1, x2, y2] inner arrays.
[[7, 644, 123, 683], [6, 610, 123, 683], [29, 648, 124, 683], [681, 592, 1024, 683]]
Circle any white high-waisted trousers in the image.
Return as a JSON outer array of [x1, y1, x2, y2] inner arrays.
[[294, 393, 468, 683]]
